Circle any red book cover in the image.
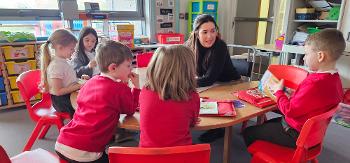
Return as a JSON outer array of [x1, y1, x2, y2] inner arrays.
[[200, 98, 236, 117], [237, 87, 276, 108]]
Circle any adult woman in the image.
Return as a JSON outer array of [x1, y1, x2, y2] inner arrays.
[[185, 14, 241, 142], [185, 14, 240, 87]]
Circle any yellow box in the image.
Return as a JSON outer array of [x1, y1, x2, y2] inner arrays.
[[11, 90, 41, 103], [8, 76, 18, 89], [296, 8, 315, 14], [112, 24, 134, 48], [5, 60, 37, 75], [1, 45, 35, 60]]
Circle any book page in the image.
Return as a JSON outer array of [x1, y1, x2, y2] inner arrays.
[[200, 101, 218, 114]]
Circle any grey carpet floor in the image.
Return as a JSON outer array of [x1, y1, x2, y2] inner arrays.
[[0, 108, 349, 163]]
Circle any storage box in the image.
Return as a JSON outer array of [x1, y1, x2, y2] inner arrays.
[[0, 92, 7, 106], [10, 90, 41, 103], [295, 13, 316, 20], [0, 77, 5, 91], [5, 60, 37, 75], [296, 8, 315, 14], [112, 24, 134, 48], [157, 33, 184, 44], [8, 76, 18, 89], [136, 52, 154, 68], [1, 45, 35, 60]]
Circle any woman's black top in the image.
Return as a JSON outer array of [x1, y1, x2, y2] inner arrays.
[[197, 39, 240, 87]]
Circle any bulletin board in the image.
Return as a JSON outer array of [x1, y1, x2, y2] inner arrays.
[[155, 0, 176, 33]]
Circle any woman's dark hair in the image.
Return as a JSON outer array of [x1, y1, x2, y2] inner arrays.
[[185, 14, 221, 70], [76, 27, 98, 60]]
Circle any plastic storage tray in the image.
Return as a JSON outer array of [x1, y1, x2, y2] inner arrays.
[[5, 60, 37, 75], [1, 45, 35, 60]]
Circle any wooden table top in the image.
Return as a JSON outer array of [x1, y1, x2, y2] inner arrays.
[[70, 81, 276, 131]]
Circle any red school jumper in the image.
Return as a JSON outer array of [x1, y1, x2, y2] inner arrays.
[[57, 75, 140, 152], [275, 72, 343, 132], [139, 88, 200, 147]]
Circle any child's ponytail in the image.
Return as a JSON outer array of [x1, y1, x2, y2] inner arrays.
[[40, 41, 51, 92]]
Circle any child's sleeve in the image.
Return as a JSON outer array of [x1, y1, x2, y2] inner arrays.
[[275, 80, 317, 118], [70, 57, 93, 78], [190, 92, 200, 127], [119, 86, 140, 116]]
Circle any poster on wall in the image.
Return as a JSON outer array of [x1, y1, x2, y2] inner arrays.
[[155, 0, 176, 34]]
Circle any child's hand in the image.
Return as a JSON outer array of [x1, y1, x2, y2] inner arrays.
[[273, 79, 284, 93], [81, 74, 90, 80], [129, 72, 140, 89], [88, 60, 97, 68]]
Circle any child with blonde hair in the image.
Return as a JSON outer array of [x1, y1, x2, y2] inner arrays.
[[55, 40, 140, 163], [139, 45, 200, 147], [40, 29, 81, 117], [243, 29, 345, 148]]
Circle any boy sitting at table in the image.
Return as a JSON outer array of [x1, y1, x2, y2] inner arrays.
[[243, 29, 345, 148], [55, 40, 140, 163]]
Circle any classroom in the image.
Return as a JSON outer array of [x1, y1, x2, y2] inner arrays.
[[0, 0, 349, 163]]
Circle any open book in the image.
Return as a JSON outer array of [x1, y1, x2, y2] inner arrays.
[[258, 70, 294, 99], [200, 98, 236, 117]]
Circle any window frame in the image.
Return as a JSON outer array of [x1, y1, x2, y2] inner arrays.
[[0, 0, 145, 21]]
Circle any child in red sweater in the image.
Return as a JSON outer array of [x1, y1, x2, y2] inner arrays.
[[55, 41, 140, 163], [139, 45, 200, 147], [243, 29, 345, 148]]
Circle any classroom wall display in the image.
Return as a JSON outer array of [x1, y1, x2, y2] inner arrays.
[[155, 0, 176, 34]]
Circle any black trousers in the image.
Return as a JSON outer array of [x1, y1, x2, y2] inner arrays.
[[56, 151, 109, 163], [242, 117, 299, 148], [51, 94, 75, 117]]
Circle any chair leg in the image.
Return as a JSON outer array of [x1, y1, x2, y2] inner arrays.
[[23, 121, 44, 151], [257, 114, 267, 125], [55, 119, 64, 132], [38, 125, 51, 139], [241, 121, 248, 133]]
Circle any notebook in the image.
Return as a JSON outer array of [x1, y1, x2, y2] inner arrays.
[[200, 98, 236, 117]]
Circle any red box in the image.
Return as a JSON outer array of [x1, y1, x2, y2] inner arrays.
[[157, 33, 184, 44], [136, 52, 154, 68]]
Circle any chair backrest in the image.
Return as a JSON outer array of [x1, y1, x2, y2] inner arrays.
[[268, 65, 308, 90], [136, 52, 153, 68], [293, 105, 339, 162], [16, 70, 51, 121], [108, 144, 211, 163], [0, 145, 11, 163]]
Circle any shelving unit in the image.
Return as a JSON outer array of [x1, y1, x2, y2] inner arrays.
[[0, 41, 44, 110], [282, 0, 346, 66]]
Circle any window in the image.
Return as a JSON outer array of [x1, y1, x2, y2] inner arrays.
[[0, 20, 64, 37], [77, 0, 138, 11], [0, 0, 59, 10], [77, 0, 144, 20]]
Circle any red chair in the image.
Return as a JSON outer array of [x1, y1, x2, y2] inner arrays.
[[108, 144, 211, 163], [0, 145, 11, 163], [247, 105, 339, 163], [16, 70, 71, 151], [136, 52, 153, 68]]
